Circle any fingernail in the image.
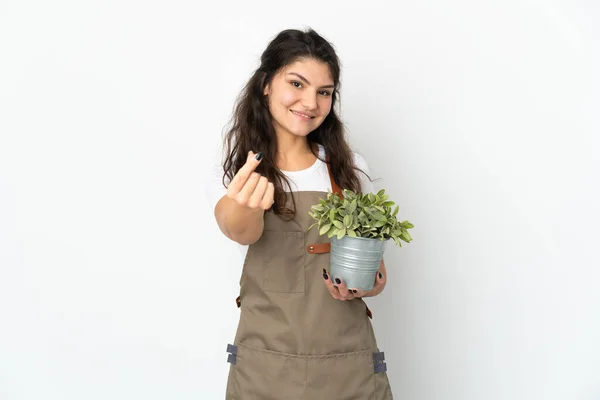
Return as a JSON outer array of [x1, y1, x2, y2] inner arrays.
[[353, 290, 357, 293], [322, 268, 326, 274], [255, 152, 263, 161], [348, 289, 352, 293], [379, 272, 383, 279], [323, 273, 328, 280], [335, 278, 341, 284]]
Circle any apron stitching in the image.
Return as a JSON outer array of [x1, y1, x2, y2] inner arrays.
[[237, 342, 375, 360]]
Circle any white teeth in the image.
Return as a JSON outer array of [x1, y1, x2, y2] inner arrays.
[[292, 110, 312, 119]]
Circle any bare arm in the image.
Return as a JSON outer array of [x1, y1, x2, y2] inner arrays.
[[214, 195, 265, 245]]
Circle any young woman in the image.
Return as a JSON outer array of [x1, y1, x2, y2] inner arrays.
[[208, 28, 392, 399]]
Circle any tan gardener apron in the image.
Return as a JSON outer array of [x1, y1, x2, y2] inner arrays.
[[225, 160, 393, 400]]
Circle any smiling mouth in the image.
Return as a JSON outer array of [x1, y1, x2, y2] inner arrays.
[[290, 110, 315, 120]]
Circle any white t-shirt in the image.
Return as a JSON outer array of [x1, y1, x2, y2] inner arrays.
[[205, 144, 375, 261]]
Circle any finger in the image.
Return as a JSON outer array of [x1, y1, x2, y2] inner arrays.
[[260, 181, 275, 210], [247, 176, 269, 208], [334, 279, 353, 301], [364, 270, 386, 297], [227, 151, 263, 195], [323, 269, 342, 300], [351, 288, 367, 298], [376, 270, 386, 285], [235, 172, 261, 206]]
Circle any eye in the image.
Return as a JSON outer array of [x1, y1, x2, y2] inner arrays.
[[291, 81, 302, 88], [319, 90, 332, 97]]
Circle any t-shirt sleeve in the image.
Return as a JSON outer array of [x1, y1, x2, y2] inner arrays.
[[352, 151, 376, 194], [205, 155, 230, 213]]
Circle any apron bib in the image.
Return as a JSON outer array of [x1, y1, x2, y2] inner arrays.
[[225, 160, 393, 400]]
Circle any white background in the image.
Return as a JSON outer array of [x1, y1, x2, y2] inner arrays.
[[1, 1, 599, 399]]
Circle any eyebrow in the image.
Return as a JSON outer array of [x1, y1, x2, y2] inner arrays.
[[287, 72, 335, 89]]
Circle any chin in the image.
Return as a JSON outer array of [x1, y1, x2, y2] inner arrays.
[[290, 130, 313, 137]]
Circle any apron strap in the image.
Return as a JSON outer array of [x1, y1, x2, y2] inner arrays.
[[325, 153, 342, 196], [305, 152, 340, 255], [307, 243, 331, 254]]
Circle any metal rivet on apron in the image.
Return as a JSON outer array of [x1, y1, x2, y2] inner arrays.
[[309, 246, 314, 252]]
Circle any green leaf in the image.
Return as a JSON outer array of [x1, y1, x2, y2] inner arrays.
[[400, 230, 412, 242], [374, 213, 388, 222], [373, 220, 386, 228], [319, 224, 332, 235], [343, 214, 352, 228], [348, 199, 357, 214], [336, 228, 346, 240], [332, 220, 345, 229], [327, 225, 337, 238], [347, 229, 357, 237]]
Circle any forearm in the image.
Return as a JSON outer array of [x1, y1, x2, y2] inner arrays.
[[215, 196, 265, 245]]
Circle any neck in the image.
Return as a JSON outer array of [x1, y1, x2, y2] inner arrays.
[[275, 134, 317, 171]]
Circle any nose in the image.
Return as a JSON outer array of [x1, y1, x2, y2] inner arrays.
[[300, 90, 318, 111]]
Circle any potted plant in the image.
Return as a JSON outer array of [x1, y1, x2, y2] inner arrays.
[[308, 189, 414, 291]]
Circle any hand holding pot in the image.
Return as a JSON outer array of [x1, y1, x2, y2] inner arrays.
[[226, 151, 275, 211], [322, 262, 387, 300]]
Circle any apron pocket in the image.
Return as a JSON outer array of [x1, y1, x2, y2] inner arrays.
[[306, 349, 375, 400], [233, 343, 306, 400], [259, 230, 306, 293]]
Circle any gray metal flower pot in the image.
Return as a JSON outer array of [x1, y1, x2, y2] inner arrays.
[[329, 235, 388, 292]]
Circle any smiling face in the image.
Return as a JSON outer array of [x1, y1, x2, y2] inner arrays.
[[263, 58, 335, 140]]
